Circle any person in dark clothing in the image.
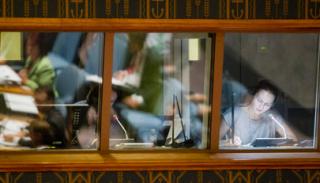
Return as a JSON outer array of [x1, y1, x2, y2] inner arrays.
[[34, 86, 68, 148]]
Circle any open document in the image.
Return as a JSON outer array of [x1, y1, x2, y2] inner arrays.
[[3, 93, 38, 115], [0, 65, 21, 85]]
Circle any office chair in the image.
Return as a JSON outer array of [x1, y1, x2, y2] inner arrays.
[[55, 65, 87, 104]]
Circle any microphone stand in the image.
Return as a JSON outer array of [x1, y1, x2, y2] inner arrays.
[[269, 113, 287, 139], [171, 95, 175, 146], [231, 92, 235, 144], [170, 95, 194, 148]]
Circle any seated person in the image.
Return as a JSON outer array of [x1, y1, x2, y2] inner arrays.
[[219, 80, 297, 146], [25, 120, 55, 149], [73, 82, 100, 149], [18, 32, 57, 91], [112, 33, 209, 147], [34, 86, 67, 148]]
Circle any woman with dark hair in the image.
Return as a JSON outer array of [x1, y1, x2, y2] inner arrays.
[[220, 80, 297, 146], [18, 32, 57, 91]]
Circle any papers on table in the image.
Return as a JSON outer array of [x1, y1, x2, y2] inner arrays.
[[0, 65, 21, 85], [112, 72, 141, 89], [0, 119, 29, 146], [3, 93, 39, 115]]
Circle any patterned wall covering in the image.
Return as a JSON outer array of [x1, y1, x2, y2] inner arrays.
[[0, 0, 319, 182], [1, 170, 320, 183], [0, 0, 319, 19]]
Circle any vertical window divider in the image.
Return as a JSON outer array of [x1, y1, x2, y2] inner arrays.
[[100, 32, 115, 153], [210, 32, 225, 152], [316, 33, 320, 151]]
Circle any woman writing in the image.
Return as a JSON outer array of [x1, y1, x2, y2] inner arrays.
[[220, 80, 297, 146]]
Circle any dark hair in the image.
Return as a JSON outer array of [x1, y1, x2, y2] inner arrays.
[[87, 83, 100, 110], [35, 86, 55, 102], [37, 33, 57, 57], [29, 120, 54, 147], [27, 32, 57, 58], [251, 80, 279, 104]]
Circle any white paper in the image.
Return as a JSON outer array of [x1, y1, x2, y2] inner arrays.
[[0, 65, 21, 85], [0, 119, 29, 146], [3, 93, 38, 115]]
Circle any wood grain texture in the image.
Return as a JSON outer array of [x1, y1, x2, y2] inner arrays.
[[0, 18, 318, 31]]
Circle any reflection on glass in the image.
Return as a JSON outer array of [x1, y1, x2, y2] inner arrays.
[[219, 33, 318, 149], [0, 32, 104, 150], [110, 32, 213, 150]]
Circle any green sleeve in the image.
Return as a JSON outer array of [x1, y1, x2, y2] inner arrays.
[[25, 57, 55, 90]]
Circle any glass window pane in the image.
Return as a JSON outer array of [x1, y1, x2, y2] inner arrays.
[[0, 32, 104, 150], [219, 33, 318, 150], [110, 32, 213, 150]]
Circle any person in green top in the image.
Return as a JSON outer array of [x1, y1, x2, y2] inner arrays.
[[18, 32, 57, 91]]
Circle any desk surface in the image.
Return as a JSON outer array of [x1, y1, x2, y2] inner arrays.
[[0, 85, 33, 95]]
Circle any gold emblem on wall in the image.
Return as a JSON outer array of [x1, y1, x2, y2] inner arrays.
[[124, 0, 129, 16], [24, 0, 48, 17], [264, 0, 290, 18], [307, 0, 320, 18], [42, 0, 48, 17], [0, 172, 9, 182], [32, 0, 39, 16], [227, 0, 248, 19], [68, 172, 92, 183], [24, 0, 29, 17], [70, 0, 84, 18], [58, 0, 65, 18], [185, 0, 210, 18], [186, 0, 192, 17], [228, 170, 254, 183], [105, 0, 130, 17], [105, 0, 111, 15], [204, 0, 209, 17], [147, 0, 168, 18], [149, 171, 172, 183], [307, 170, 320, 183], [283, 0, 288, 17]]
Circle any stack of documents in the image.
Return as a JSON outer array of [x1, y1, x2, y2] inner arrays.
[[0, 65, 21, 85], [3, 93, 38, 115]]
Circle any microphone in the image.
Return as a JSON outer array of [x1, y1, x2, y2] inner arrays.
[[268, 113, 287, 139], [113, 114, 129, 140]]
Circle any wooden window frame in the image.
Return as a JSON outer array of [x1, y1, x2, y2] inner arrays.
[[0, 18, 319, 171]]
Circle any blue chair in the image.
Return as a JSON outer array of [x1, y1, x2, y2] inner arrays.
[[51, 32, 83, 64], [55, 65, 87, 104]]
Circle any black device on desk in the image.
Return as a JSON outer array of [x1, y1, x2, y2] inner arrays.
[[69, 103, 89, 146], [251, 138, 294, 147]]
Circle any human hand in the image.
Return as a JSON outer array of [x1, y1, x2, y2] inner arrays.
[[122, 94, 143, 109], [3, 134, 15, 142], [230, 136, 242, 146], [113, 70, 129, 81], [187, 93, 207, 102], [197, 104, 211, 115], [18, 69, 28, 84]]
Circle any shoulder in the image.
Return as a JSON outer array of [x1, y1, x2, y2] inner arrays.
[[38, 56, 51, 65], [37, 56, 54, 69], [222, 106, 244, 124], [223, 106, 243, 116]]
